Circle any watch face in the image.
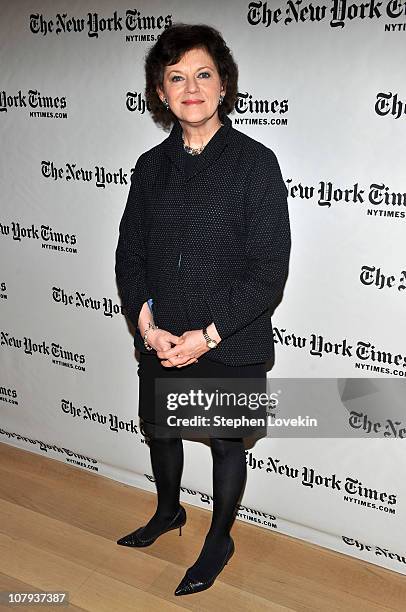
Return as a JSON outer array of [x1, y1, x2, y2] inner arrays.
[[207, 340, 217, 349]]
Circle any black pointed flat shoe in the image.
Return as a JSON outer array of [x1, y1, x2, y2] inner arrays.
[[116, 505, 186, 548], [174, 536, 235, 596]]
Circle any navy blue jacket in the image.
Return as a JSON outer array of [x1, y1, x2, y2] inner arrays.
[[115, 114, 291, 366]]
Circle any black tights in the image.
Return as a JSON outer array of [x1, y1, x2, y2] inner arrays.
[[140, 422, 246, 579]]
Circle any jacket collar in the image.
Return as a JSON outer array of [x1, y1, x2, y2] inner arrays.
[[161, 114, 232, 179]]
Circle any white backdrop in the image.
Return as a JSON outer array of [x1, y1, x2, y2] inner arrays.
[[1, 0, 405, 575]]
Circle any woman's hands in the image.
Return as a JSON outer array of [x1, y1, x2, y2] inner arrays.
[[154, 329, 211, 368], [146, 328, 184, 355], [142, 304, 222, 367], [138, 302, 189, 364]]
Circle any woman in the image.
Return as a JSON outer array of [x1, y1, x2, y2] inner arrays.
[[115, 23, 291, 596]]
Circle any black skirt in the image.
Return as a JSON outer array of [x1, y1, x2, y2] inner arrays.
[[137, 352, 268, 440]]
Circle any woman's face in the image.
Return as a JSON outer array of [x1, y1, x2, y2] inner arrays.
[[157, 46, 226, 126]]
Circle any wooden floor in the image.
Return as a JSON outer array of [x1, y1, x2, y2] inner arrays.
[[0, 444, 404, 612]]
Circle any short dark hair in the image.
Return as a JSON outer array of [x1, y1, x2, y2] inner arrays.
[[144, 23, 239, 130]]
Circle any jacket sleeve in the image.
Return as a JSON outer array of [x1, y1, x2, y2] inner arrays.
[[115, 155, 151, 330], [204, 148, 291, 341]]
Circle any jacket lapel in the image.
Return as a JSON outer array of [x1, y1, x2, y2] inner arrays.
[[161, 114, 232, 181]]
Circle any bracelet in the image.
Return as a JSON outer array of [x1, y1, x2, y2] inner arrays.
[[143, 322, 158, 351]]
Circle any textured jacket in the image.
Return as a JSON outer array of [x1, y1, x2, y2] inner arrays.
[[115, 114, 291, 366]]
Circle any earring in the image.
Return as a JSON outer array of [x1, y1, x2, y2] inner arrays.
[[219, 94, 224, 106], [162, 97, 169, 110]]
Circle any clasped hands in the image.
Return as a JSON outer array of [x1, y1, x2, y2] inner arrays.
[[146, 328, 211, 368]]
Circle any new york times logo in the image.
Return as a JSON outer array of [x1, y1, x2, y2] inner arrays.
[[360, 264, 406, 292], [0, 89, 66, 112], [247, 0, 406, 29], [30, 10, 172, 37], [375, 92, 406, 119]]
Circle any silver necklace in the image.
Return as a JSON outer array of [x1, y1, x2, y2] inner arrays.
[[182, 123, 224, 155]]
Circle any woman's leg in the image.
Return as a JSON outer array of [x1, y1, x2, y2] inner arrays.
[[186, 437, 246, 579], [138, 421, 184, 538]]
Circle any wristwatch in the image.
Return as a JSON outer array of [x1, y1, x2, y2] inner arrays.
[[202, 327, 218, 349]]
